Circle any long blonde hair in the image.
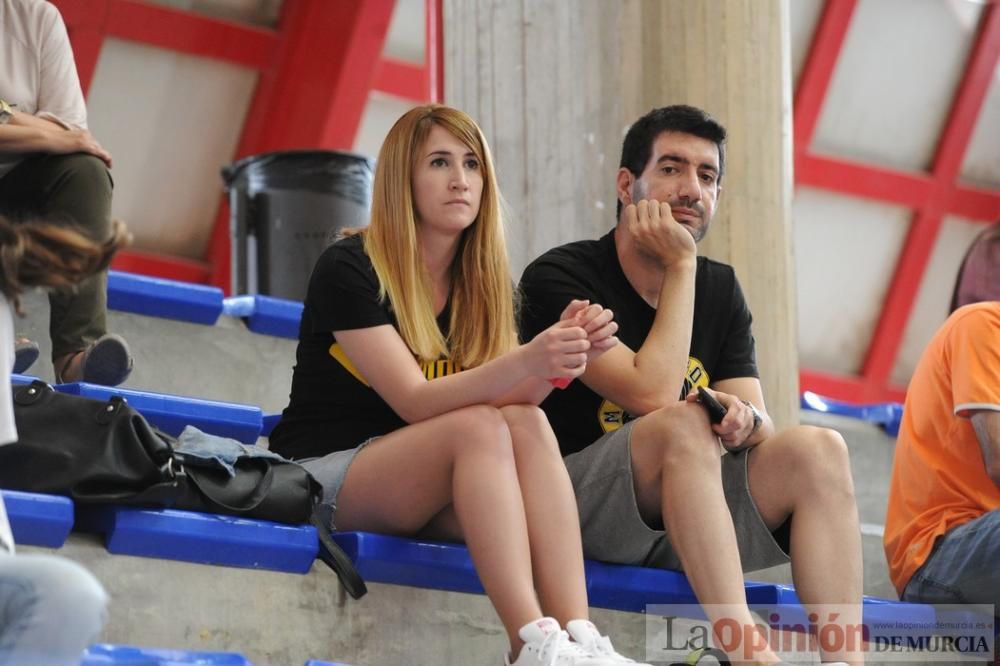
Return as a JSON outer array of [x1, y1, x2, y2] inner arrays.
[[358, 104, 517, 368]]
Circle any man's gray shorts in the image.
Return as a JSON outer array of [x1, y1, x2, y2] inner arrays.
[[563, 421, 791, 571]]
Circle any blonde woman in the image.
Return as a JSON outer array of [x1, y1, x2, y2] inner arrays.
[[269, 105, 647, 666]]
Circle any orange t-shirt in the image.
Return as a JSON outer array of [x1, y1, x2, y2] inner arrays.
[[884, 302, 1000, 596]]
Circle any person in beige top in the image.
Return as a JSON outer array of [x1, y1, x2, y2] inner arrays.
[[0, 0, 132, 386]]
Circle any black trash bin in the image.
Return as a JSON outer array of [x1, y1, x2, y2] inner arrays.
[[222, 150, 374, 301]]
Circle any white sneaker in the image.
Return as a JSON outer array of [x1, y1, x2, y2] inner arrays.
[[565, 620, 652, 665], [506, 617, 607, 665]]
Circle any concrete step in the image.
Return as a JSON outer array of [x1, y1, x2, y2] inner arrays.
[[23, 536, 942, 666], [13, 289, 296, 415]]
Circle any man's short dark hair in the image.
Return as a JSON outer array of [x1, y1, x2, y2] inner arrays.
[[617, 105, 727, 218]]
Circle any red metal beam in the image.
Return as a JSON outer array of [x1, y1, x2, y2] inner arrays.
[[51, 0, 110, 96], [797, 153, 936, 209], [111, 249, 211, 284], [48, 0, 89, 24], [792, 0, 858, 157], [316, 0, 397, 149], [947, 183, 1000, 221], [105, 0, 276, 70], [860, 208, 946, 387], [240, 0, 396, 153], [800, 370, 907, 404], [861, 3, 1000, 387], [65, 28, 107, 96], [374, 59, 429, 103], [55, 0, 275, 72], [427, 0, 444, 102]]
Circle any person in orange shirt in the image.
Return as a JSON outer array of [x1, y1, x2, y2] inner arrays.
[[883, 300, 1000, 604]]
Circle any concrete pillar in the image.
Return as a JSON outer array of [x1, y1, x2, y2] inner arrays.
[[445, 0, 798, 428]]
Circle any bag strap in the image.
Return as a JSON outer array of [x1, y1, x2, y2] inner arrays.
[[185, 459, 276, 514], [310, 512, 367, 599]]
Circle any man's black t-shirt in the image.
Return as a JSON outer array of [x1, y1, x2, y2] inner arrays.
[[269, 235, 455, 460], [519, 229, 758, 456]]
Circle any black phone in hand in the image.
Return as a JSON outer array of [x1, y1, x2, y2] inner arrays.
[[697, 387, 727, 424]]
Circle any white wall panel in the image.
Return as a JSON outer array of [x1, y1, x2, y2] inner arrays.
[[890, 215, 991, 384], [384, 0, 426, 63], [959, 67, 1000, 188], [790, 0, 824, 88], [813, 0, 983, 171], [353, 93, 419, 162], [86, 39, 256, 259], [794, 188, 911, 375]]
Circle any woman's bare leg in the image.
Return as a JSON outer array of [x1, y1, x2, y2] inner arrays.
[[500, 404, 589, 625], [335, 404, 540, 651]]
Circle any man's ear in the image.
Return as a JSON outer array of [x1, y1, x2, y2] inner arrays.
[[616, 168, 634, 206]]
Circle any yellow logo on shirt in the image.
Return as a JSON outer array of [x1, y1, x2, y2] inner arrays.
[[598, 399, 633, 433], [682, 356, 710, 398], [329, 342, 460, 387], [596, 356, 710, 433]]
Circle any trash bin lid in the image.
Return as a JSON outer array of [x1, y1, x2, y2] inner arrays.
[[221, 149, 374, 207]]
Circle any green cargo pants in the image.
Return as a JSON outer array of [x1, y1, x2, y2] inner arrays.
[[0, 152, 114, 359]]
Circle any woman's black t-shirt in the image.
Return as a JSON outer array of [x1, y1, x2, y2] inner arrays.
[[269, 235, 454, 460]]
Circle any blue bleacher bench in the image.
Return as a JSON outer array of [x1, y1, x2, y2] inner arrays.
[[583, 557, 779, 614], [332, 531, 942, 632], [332, 531, 779, 614], [0, 489, 73, 547], [76, 505, 318, 574], [801, 391, 904, 437], [223, 295, 303, 340], [261, 414, 282, 438], [56, 382, 263, 444], [83, 644, 252, 665], [108, 271, 224, 326], [11, 372, 36, 386], [758, 583, 937, 634], [332, 531, 483, 595]]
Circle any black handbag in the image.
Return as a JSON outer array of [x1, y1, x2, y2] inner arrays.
[[175, 454, 320, 524], [0, 380, 180, 505], [174, 454, 367, 599], [0, 380, 367, 599]]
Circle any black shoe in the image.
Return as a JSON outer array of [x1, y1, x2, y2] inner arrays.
[[82, 334, 134, 386], [13, 338, 40, 374]]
